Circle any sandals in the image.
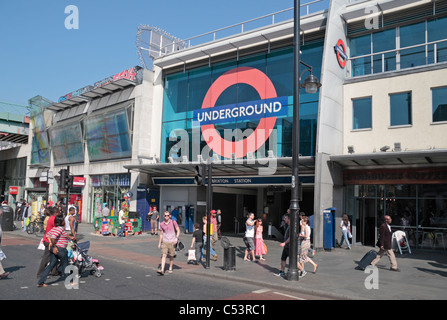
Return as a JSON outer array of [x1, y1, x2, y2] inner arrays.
[[157, 270, 164, 276]]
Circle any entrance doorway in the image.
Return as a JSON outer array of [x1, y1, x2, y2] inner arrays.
[[355, 198, 377, 246]]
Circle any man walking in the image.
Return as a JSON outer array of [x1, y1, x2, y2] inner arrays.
[[370, 215, 400, 272], [157, 211, 180, 275], [275, 214, 290, 277]]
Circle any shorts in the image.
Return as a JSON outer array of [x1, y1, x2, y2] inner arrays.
[[161, 242, 176, 256], [243, 237, 255, 251], [281, 247, 289, 261]]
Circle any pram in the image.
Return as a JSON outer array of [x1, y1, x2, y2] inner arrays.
[[70, 241, 103, 278]]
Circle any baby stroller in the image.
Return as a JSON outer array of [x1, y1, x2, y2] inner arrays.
[[70, 241, 103, 278]]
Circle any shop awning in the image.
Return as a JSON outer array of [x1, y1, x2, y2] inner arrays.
[[124, 156, 315, 177], [330, 149, 447, 168]]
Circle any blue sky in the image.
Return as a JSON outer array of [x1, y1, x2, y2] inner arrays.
[[0, 0, 328, 108]]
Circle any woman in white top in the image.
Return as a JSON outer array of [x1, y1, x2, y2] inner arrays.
[[339, 214, 351, 249], [297, 216, 318, 277]]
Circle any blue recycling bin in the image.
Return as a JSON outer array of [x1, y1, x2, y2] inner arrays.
[[323, 207, 336, 250]]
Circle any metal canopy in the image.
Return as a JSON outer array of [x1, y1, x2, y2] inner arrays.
[[330, 149, 447, 169], [0, 132, 28, 144], [124, 156, 315, 177], [46, 78, 137, 112]]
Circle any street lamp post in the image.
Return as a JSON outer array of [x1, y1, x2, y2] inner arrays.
[[288, 0, 321, 281]]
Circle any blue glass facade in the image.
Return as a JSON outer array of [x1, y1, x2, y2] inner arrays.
[[161, 42, 323, 163], [350, 16, 447, 77]]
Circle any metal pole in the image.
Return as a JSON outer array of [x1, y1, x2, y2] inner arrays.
[[287, 0, 301, 281], [205, 162, 213, 269], [66, 166, 70, 216]]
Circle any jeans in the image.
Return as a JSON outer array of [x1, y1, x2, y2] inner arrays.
[[38, 247, 69, 285], [340, 229, 351, 248], [201, 235, 216, 259], [195, 242, 203, 261], [117, 223, 125, 237]]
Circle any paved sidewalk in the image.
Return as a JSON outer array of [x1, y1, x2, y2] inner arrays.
[[4, 222, 447, 300]]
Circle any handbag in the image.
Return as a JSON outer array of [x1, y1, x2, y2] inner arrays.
[[188, 249, 196, 261], [263, 241, 268, 254], [176, 240, 185, 252]]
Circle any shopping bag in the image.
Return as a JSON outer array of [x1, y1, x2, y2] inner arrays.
[[188, 249, 196, 261], [263, 241, 268, 254], [37, 239, 45, 250], [0, 248, 6, 261]]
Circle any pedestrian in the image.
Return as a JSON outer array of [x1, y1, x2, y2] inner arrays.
[[65, 206, 77, 238], [243, 212, 256, 261], [370, 215, 400, 272], [171, 207, 182, 225], [254, 218, 266, 261], [0, 206, 10, 279], [275, 214, 290, 277], [37, 215, 75, 287], [157, 211, 180, 275], [117, 204, 126, 237], [190, 223, 203, 265], [36, 208, 59, 280], [148, 206, 159, 235], [102, 204, 110, 217], [216, 209, 222, 240], [339, 214, 351, 249], [21, 201, 31, 232], [297, 216, 318, 278], [14, 199, 23, 221], [210, 209, 218, 248], [201, 215, 217, 261]]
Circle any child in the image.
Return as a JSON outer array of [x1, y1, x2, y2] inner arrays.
[[254, 218, 267, 261], [190, 223, 203, 265]]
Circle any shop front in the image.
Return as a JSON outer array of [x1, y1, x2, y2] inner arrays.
[[343, 166, 447, 250], [88, 174, 131, 223]]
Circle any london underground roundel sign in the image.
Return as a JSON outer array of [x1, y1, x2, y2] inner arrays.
[[199, 67, 279, 159], [334, 39, 347, 68]]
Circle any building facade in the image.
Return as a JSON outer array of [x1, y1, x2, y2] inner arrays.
[[19, 0, 447, 250]]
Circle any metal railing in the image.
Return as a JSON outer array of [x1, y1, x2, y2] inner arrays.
[[157, 0, 329, 57], [350, 38, 447, 77]]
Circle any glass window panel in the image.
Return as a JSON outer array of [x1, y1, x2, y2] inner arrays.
[[85, 110, 131, 161], [372, 29, 396, 73], [390, 92, 412, 126], [432, 87, 447, 122], [400, 22, 426, 68], [352, 97, 372, 129], [428, 17, 447, 63], [163, 72, 189, 122], [49, 122, 84, 164], [187, 66, 212, 115], [350, 35, 371, 76]]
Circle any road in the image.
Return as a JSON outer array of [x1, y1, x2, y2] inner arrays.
[[0, 235, 332, 302]]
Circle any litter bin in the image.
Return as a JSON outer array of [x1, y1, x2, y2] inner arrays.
[[1, 205, 14, 231], [221, 237, 236, 271], [323, 207, 336, 251]]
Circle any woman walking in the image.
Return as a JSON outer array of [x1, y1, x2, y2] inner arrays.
[[254, 218, 266, 261], [37, 215, 75, 287], [297, 216, 318, 277], [339, 214, 351, 249]]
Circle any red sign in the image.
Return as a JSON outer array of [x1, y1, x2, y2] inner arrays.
[[73, 177, 85, 187], [9, 186, 19, 195]]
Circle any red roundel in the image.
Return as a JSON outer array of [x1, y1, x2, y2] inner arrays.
[[200, 67, 277, 159]]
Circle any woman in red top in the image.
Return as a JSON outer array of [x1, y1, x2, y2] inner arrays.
[[36, 207, 58, 279], [37, 215, 75, 287]]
